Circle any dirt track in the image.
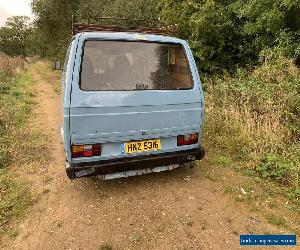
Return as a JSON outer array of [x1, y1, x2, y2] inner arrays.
[[2, 64, 295, 250]]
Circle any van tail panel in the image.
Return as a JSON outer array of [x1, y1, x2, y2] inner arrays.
[[69, 104, 203, 162], [69, 91, 204, 163], [70, 103, 203, 142]]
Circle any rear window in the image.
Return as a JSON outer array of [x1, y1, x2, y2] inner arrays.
[[80, 40, 193, 91]]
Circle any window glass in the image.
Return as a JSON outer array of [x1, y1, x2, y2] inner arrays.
[[80, 41, 193, 91]]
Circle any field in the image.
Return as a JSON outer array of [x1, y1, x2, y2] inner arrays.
[[0, 57, 299, 249]]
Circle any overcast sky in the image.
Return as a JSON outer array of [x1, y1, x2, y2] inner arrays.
[[0, 0, 33, 26]]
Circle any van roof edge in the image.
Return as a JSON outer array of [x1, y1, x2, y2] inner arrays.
[[72, 23, 176, 36]]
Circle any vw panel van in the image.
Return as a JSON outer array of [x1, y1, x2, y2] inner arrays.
[[61, 31, 205, 180]]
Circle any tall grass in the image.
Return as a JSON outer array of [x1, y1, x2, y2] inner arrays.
[[203, 55, 300, 201], [0, 53, 25, 78], [0, 54, 46, 236]]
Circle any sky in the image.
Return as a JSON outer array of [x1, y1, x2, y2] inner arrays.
[[0, 0, 33, 26]]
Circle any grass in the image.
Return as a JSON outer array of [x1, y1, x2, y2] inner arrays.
[[99, 245, 113, 250], [31, 61, 61, 92], [0, 55, 49, 237], [266, 214, 287, 228], [203, 54, 300, 205], [0, 70, 33, 234], [0, 171, 33, 229], [246, 226, 257, 234], [223, 186, 235, 194], [211, 155, 231, 166]]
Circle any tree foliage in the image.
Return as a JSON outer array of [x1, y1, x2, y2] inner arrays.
[[1, 0, 298, 71], [31, 0, 80, 58], [160, 0, 300, 72], [0, 16, 31, 57], [76, 0, 160, 23], [30, 0, 159, 59]]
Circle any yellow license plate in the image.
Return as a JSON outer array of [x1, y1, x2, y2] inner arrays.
[[124, 139, 161, 154]]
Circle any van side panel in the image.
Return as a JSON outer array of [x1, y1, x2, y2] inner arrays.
[[183, 40, 205, 140], [63, 35, 81, 163]]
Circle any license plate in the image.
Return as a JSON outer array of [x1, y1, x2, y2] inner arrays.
[[122, 139, 161, 154]]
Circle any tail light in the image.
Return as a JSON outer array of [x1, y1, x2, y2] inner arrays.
[[72, 144, 101, 158], [177, 133, 199, 146]]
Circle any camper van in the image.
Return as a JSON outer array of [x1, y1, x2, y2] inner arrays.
[[58, 24, 205, 180]]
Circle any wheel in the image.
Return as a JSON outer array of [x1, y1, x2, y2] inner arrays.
[[65, 162, 75, 180]]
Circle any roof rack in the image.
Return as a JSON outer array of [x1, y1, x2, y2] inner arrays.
[[72, 17, 176, 36]]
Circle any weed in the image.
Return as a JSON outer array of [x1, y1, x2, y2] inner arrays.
[[205, 174, 219, 182], [241, 169, 256, 177], [157, 224, 166, 233], [179, 215, 194, 227], [235, 194, 253, 203], [268, 202, 278, 209], [245, 226, 257, 234], [43, 175, 54, 183], [99, 244, 113, 250], [223, 186, 235, 194], [6, 228, 19, 239], [211, 155, 231, 166], [43, 189, 50, 194], [243, 185, 254, 193], [263, 230, 272, 235], [129, 234, 142, 245], [225, 218, 233, 224], [266, 214, 287, 228]]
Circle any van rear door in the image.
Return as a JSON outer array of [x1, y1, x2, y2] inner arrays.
[[69, 35, 204, 162]]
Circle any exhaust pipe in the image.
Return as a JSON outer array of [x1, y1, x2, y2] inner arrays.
[[187, 155, 196, 161]]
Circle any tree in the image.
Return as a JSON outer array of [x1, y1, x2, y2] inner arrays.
[[31, 0, 300, 71], [0, 16, 31, 57], [76, 0, 160, 24], [160, 0, 254, 72], [160, 0, 300, 72], [31, 0, 80, 59], [31, 0, 160, 58], [231, 0, 300, 59]]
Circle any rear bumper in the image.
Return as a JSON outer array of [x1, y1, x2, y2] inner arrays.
[[66, 146, 205, 179]]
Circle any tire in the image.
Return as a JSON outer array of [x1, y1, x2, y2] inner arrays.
[[66, 163, 76, 180]]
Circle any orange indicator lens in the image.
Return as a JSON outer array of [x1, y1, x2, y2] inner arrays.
[[72, 144, 101, 158], [177, 133, 199, 146]]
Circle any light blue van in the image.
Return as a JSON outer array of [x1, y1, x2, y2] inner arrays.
[[60, 30, 205, 180]]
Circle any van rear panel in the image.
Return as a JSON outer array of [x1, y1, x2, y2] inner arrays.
[[70, 99, 203, 162], [67, 33, 204, 168]]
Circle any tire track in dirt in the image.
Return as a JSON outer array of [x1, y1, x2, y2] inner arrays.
[[2, 63, 290, 250]]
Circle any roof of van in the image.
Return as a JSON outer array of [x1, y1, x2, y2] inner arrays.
[[75, 32, 187, 45]]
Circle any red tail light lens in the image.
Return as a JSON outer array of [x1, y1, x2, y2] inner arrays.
[[72, 144, 101, 158], [177, 133, 199, 146]]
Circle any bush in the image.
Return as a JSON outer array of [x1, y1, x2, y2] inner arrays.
[[0, 53, 25, 77], [203, 55, 300, 198], [0, 54, 26, 169]]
